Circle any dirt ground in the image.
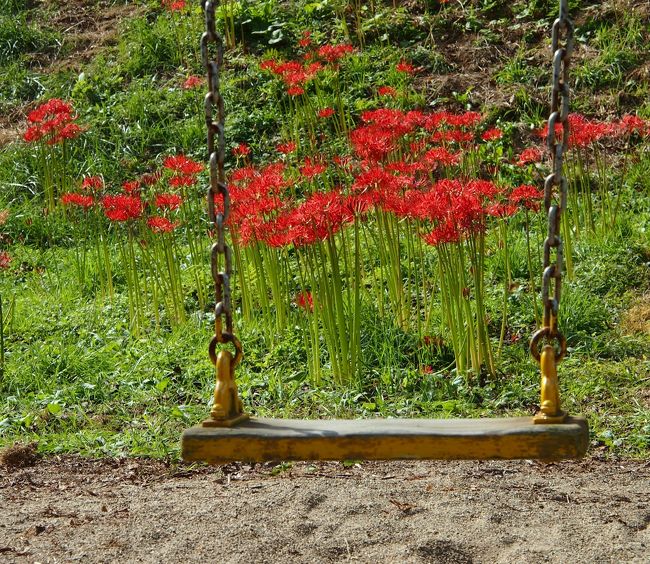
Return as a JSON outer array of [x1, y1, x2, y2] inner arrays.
[[0, 454, 648, 563]]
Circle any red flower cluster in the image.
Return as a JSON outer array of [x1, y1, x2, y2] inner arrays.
[[222, 107, 548, 252], [260, 59, 324, 96], [101, 195, 144, 222], [481, 128, 503, 141], [163, 154, 204, 187], [183, 75, 202, 90], [539, 113, 650, 148], [316, 44, 355, 63], [277, 141, 297, 154], [23, 99, 83, 145], [147, 216, 179, 233], [516, 147, 543, 166], [232, 143, 251, 157], [155, 193, 183, 210], [0, 251, 12, 270], [81, 176, 104, 192], [377, 86, 397, 97], [295, 291, 314, 310], [61, 192, 94, 209], [300, 157, 327, 178], [162, 0, 185, 11], [349, 108, 481, 163], [396, 61, 417, 74], [260, 43, 354, 97], [298, 31, 312, 48]]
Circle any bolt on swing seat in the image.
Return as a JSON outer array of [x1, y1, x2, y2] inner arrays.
[[182, 0, 589, 464]]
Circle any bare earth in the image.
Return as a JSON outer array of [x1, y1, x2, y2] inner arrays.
[[0, 456, 648, 563]]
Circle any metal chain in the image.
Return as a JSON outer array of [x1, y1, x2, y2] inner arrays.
[[531, 0, 573, 362], [202, 1, 242, 367]]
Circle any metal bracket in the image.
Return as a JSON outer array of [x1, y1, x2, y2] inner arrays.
[[533, 344, 567, 424], [202, 348, 249, 428]]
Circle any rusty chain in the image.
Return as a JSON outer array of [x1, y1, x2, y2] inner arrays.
[[202, 1, 242, 367], [530, 0, 573, 363]]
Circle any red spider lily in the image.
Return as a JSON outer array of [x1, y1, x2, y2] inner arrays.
[[343, 192, 376, 216], [147, 216, 179, 233], [140, 171, 162, 186], [81, 175, 104, 192], [466, 179, 499, 200], [620, 114, 649, 137], [423, 111, 482, 130], [232, 143, 251, 157], [261, 190, 352, 248], [27, 98, 72, 124], [260, 59, 279, 72], [226, 162, 290, 228], [169, 174, 197, 188], [318, 107, 335, 118], [423, 219, 462, 246], [47, 123, 82, 145], [155, 193, 183, 210], [509, 184, 542, 211], [287, 85, 305, 96], [431, 129, 474, 144], [539, 113, 619, 148], [23, 99, 82, 145], [361, 108, 423, 135], [300, 157, 327, 178], [162, 0, 185, 11], [481, 128, 503, 141], [332, 155, 353, 170], [423, 335, 444, 347], [269, 60, 323, 90], [102, 195, 143, 222], [396, 60, 416, 74], [316, 44, 354, 63], [423, 147, 460, 167], [183, 75, 203, 89], [352, 166, 399, 193], [295, 291, 314, 311], [377, 86, 397, 97], [163, 154, 204, 175], [298, 31, 312, 48], [486, 202, 517, 218], [273, 61, 303, 76], [276, 141, 297, 154], [0, 251, 11, 270], [60, 192, 94, 209], [516, 147, 543, 166], [350, 124, 399, 162], [122, 180, 141, 195], [23, 126, 44, 143]]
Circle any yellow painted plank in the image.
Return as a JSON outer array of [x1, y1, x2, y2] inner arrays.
[[181, 416, 589, 463]]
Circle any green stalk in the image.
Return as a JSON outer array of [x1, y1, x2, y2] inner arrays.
[[497, 220, 510, 359], [0, 293, 4, 382], [326, 236, 351, 382], [524, 209, 540, 326]]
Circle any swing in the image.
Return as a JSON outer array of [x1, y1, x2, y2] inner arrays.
[[181, 0, 589, 463]]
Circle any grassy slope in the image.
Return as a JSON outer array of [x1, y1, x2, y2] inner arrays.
[[0, 0, 648, 459]]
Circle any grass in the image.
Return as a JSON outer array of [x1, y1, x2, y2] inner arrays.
[[0, 0, 649, 461]]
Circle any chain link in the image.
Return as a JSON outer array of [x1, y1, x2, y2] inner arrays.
[[531, 0, 573, 363], [202, 1, 241, 366]]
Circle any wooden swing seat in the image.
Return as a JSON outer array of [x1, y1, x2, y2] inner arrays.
[[181, 415, 589, 463]]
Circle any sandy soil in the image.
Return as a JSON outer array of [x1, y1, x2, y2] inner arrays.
[[1, 455, 648, 563]]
